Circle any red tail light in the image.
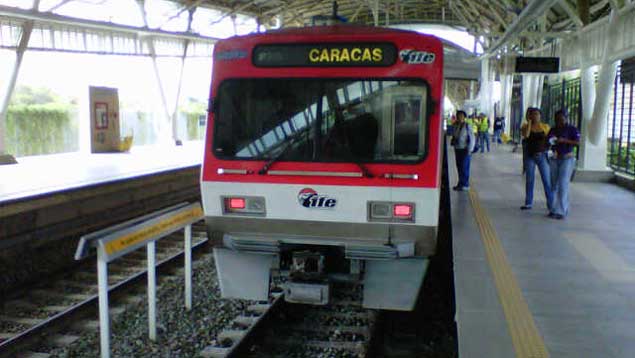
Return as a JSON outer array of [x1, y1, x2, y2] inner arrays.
[[368, 201, 415, 222], [228, 198, 245, 209], [393, 204, 413, 218], [222, 196, 266, 216]]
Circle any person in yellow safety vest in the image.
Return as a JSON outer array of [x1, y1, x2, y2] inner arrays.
[[478, 113, 490, 153], [467, 115, 479, 152], [466, 115, 477, 133]]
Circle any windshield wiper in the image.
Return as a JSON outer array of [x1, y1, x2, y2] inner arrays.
[[354, 161, 373, 178], [258, 137, 299, 175]]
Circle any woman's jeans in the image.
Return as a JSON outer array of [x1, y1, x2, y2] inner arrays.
[[454, 148, 471, 188], [525, 152, 553, 210], [550, 157, 575, 216]]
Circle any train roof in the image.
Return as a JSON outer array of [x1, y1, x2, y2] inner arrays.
[[219, 25, 442, 44]]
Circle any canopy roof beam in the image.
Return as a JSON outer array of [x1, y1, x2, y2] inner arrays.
[[0, 4, 218, 43], [559, 0, 585, 28]]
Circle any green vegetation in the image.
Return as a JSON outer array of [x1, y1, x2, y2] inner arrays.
[[5, 86, 78, 157], [179, 98, 207, 141], [607, 138, 635, 174]]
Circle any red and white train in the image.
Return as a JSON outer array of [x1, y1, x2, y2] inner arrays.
[[201, 25, 443, 311]]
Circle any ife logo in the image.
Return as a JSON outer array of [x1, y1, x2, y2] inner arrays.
[[297, 188, 337, 209], [399, 49, 435, 64]]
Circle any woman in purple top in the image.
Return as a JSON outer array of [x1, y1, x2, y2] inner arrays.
[[547, 109, 580, 219]]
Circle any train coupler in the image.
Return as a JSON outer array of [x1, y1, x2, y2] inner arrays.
[[284, 250, 330, 305]]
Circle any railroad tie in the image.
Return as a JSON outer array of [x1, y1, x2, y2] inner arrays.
[[57, 280, 96, 290], [49, 334, 80, 347], [3, 300, 38, 310], [40, 305, 70, 313], [71, 320, 99, 332], [0, 332, 16, 340], [246, 304, 270, 315], [199, 346, 230, 358], [217, 329, 246, 345], [232, 316, 258, 328], [0, 315, 41, 326], [30, 290, 92, 301], [15, 351, 50, 358]]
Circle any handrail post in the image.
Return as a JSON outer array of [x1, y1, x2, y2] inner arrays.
[[185, 224, 193, 310], [97, 248, 111, 358], [75, 202, 203, 350], [147, 241, 157, 341]]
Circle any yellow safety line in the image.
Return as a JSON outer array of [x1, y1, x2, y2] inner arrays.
[[468, 186, 549, 358]]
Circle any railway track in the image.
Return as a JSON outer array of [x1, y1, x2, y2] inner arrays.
[[201, 282, 380, 358], [0, 222, 209, 358]]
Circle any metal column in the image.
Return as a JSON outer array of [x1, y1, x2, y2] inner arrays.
[[170, 9, 194, 145], [136, 0, 174, 145], [587, 9, 621, 145]]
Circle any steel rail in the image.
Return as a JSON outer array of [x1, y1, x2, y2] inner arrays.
[[224, 296, 286, 358], [0, 231, 209, 358]]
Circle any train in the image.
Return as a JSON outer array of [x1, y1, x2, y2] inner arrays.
[[201, 25, 444, 311]]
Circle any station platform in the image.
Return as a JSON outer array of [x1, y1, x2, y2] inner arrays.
[[449, 143, 635, 358], [0, 142, 203, 204]]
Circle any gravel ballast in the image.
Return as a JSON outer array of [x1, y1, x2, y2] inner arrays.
[[47, 252, 254, 358]]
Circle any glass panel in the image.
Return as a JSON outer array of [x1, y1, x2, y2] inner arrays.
[[213, 79, 428, 163]]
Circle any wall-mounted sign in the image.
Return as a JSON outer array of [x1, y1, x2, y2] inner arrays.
[[515, 57, 560, 73], [621, 57, 635, 83], [89, 86, 120, 153]]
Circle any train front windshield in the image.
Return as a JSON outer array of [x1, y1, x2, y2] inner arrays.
[[213, 79, 428, 163]]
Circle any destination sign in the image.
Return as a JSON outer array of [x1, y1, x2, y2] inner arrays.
[[253, 43, 397, 67]]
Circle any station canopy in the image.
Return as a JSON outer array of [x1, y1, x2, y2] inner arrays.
[[0, 0, 620, 58]]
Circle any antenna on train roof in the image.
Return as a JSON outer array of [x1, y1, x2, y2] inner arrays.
[[310, 1, 348, 26]]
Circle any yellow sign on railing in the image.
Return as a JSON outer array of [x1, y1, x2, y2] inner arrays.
[[104, 205, 203, 256]]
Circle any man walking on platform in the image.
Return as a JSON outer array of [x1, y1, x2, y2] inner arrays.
[[451, 110, 476, 191], [493, 116, 504, 145]]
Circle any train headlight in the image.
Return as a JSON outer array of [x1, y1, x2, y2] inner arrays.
[[368, 201, 415, 222], [370, 202, 392, 219], [222, 196, 266, 216]]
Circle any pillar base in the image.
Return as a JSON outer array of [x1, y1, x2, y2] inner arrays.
[[573, 168, 614, 182], [0, 154, 18, 165]]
